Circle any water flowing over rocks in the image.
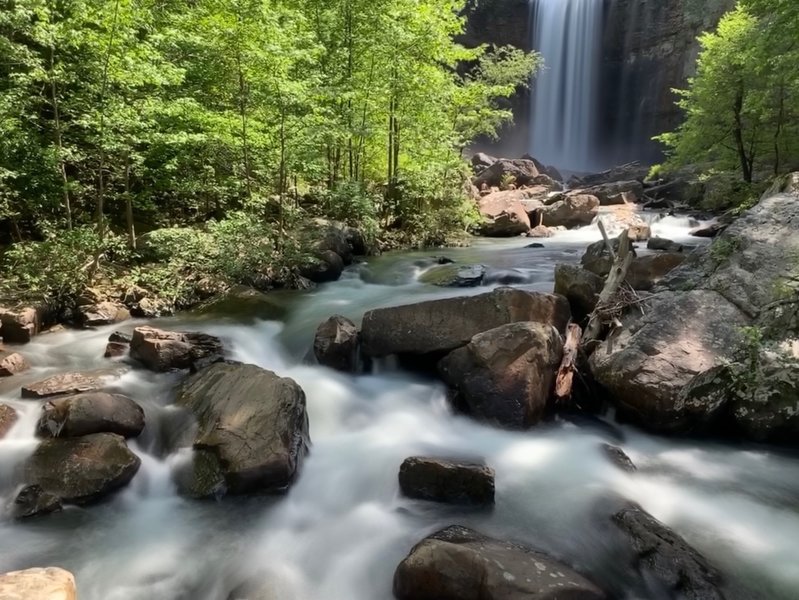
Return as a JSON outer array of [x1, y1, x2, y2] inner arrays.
[[24, 433, 141, 504], [439, 322, 563, 429], [398, 457, 495, 506], [393, 525, 607, 600], [613, 504, 725, 600], [0, 348, 29, 376], [0, 567, 76, 600], [360, 288, 570, 358], [590, 179, 799, 440], [36, 392, 145, 439], [313, 315, 359, 372], [130, 326, 224, 372], [172, 362, 309, 497]]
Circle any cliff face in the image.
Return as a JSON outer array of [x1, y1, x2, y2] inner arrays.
[[463, 0, 735, 164]]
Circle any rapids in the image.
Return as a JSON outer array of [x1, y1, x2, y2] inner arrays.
[[1, 218, 797, 600]]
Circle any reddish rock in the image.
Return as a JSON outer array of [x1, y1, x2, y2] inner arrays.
[[0, 403, 18, 438], [0, 349, 29, 376]]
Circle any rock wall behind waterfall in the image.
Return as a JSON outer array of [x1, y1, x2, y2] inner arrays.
[[462, 0, 735, 165]]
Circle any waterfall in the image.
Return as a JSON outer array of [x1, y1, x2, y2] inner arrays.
[[529, 0, 603, 173]]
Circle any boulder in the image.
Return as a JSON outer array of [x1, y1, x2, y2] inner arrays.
[[130, 326, 224, 372], [473, 158, 543, 188], [104, 342, 128, 358], [601, 444, 636, 472], [569, 162, 649, 187], [398, 457, 494, 506], [0, 349, 29, 376], [580, 237, 630, 277], [591, 184, 799, 437], [478, 193, 531, 237], [527, 225, 554, 238], [541, 195, 599, 229], [361, 288, 571, 358], [0, 403, 18, 438], [25, 433, 141, 504], [438, 322, 564, 429], [173, 362, 309, 496], [131, 297, 173, 318], [313, 315, 359, 373], [575, 181, 644, 206], [393, 525, 606, 600], [690, 222, 726, 238], [626, 253, 686, 291], [0, 306, 43, 344], [10, 484, 63, 519], [554, 265, 604, 320], [522, 153, 564, 182], [470, 152, 497, 174], [78, 301, 130, 327], [300, 249, 345, 283], [613, 504, 724, 600], [0, 567, 76, 600], [21, 372, 106, 399], [419, 264, 486, 288], [36, 392, 145, 439], [647, 237, 686, 253]]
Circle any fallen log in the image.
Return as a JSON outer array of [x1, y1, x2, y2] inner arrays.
[[554, 323, 582, 403]]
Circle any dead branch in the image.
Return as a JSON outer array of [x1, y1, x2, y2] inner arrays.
[[555, 323, 582, 403]]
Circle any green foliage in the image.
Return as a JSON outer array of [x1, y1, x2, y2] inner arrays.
[[710, 235, 742, 264], [656, 1, 799, 183]]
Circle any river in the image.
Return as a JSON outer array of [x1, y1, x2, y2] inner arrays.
[[1, 215, 798, 600]]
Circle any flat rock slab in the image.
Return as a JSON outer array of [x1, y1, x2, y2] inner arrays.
[[21, 372, 106, 399], [0, 567, 76, 600], [361, 287, 570, 358], [394, 525, 606, 600], [37, 392, 145, 438], [399, 457, 494, 506], [25, 433, 141, 504]]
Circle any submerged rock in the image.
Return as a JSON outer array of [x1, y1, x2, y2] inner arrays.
[[0, 567, 76, 600], [36, 392, 145, 439], [25, 433, 141, 504], [419, 264, 486, 288], [0, 403, 18, 438], [613, 503, 725, 600], [601, 444, 637, 473], [130, 326, 224, 372], [21, 372, 106, 399], [11, 484, 63, 519], [398, 457, 494, 506], [173, 362, 309, 497], [0, 349, 29, 377], [313, 315, 359, 373], [361, 288, 571, 358], [393, 525, 607, 600], [439, 322, 563, 429]]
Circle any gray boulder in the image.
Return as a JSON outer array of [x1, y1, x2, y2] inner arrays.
[[361, 288, 571, 358], [613, 503, 725, 600], [36, 392, 145, 439], [393, 525, 607, 600], [24, 433, 141, 504], [173, 362, 309, 497], [439, 322, 563, 429], [130, 326, 224, 372], [554, 265, 604, 320], [398, 457, 494, 506], [313, 315, 359, 373]]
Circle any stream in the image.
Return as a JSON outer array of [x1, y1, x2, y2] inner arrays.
[[1, 215, 798, 600]]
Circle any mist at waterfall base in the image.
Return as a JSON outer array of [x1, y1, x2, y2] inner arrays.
[[1, 218, 799, 600]]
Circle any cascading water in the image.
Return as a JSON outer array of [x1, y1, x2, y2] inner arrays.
[[529, 0, 603, 172]]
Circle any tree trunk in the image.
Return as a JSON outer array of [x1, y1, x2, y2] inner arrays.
[[48, 45, 72, 230], [235, 31, 252, 200], [733, 87, 753, 183], [124, 152, 135, 248]]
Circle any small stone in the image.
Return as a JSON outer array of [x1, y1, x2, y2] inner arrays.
[[11, 484, 62, 519], [601, 444, 637, 472], [399, 456, 495, 506], [0, 350, 29, 377]]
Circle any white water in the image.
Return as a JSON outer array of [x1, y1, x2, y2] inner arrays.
[[529, 0, 603, 172], [1, 224, 798, 599]]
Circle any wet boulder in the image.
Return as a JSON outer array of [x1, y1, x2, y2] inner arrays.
[[393, 525, 606, 600], [0, 349, 29, 376], [24, 433, 141, 504], [78, 301, 130, 328], [613, 504, 724, 600], [647, 237, 686, 253], [104, 331, 131, 359], [0, 403, 18, 438], [313, 315, 359, 373], [601, 445, 636, 473], [690, 221, 726, 238], [439, 322, 563, 429], [398, 457, 494, 506], [541, 194, 599, 229], [0, 567, 76, 600], [130, 326, 224, 372], [36, 392, 145, 439], [173, 362, 309, 497], [419, 264, 486, 288], [554, 265, 604, 320], [21, 372, 106, 399], [299, 249, 345, 284], [0, 306, 44, 344], [361, 288, 571, 358], [10, 484, 63, 519]]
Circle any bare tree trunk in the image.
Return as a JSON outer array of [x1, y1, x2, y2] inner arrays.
[[555, 323, 582, 403], [733, 87, 753, 183]]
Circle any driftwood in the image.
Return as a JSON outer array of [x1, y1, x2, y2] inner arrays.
[[582, 228, 633, 347], [555, 323, 582, 403]]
